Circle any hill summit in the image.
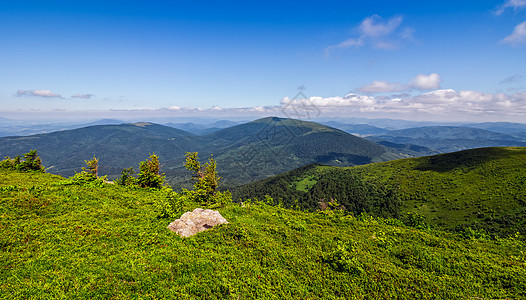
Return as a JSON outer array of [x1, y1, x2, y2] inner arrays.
[[0, 117, 405, 187]]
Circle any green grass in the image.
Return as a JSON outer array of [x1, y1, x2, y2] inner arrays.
[[352, 147, 526, 234], [1, 169, 526, 298], [234, 147, 526, 236]]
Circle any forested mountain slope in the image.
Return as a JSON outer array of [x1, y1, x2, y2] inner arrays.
[[0, 117, 406, 188], [233, 147, 526, 236]]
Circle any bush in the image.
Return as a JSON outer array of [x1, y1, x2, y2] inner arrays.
[[69, 156, 106, 187], [82, 156, 99, 177], [184, 152, 231, 207], [154, 187, 185, 218], [322, 240, 364, 274], [137, 154, 165, 188], [403, 212, 430, 230], [70, 171, 106, 187], [0, 150, 45, 172], [115, 167, 137, 186]]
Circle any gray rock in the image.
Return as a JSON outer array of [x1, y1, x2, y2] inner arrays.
[[167, 208, 228, 237]]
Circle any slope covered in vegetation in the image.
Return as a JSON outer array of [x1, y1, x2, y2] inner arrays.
[[1, 169, 525, 299], [0, 117, 406, 188], [233, 147, 526, 236]]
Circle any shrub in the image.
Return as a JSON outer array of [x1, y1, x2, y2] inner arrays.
[[184, 152, 231, 207], [137, 154, 165, 189], [403, 212, 430, 230], [70, 171, 106, 187], [322, 240, 364, 274], [154, 187, 185, 218], [0, 150, 45, 172], [82, 156, 99, 177], [69, 156, 106, 187], [115, 167, 137, 186]]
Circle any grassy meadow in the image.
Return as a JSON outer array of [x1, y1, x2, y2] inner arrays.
[[1, 168, 525, 299]]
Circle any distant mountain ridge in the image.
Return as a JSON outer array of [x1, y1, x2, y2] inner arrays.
[[165, 120, 240, 135], [319, 121, 389, 135], [368, 126, 526, 153], [463, 122, 526, 134], [0, 117, 405, 187], [0, 122, 199, 177]]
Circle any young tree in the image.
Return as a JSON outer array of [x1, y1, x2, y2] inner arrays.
[[22, 150, 45, 172], [137, 153, 165, 188], [184, 152, 230, 206], [0, 150, 45, 172], [70, 156, 107, 185], [82, 156, 99, 178], [116, 167, 136, 186]]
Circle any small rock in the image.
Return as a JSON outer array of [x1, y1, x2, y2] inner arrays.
[[167, 208, 228, 237]]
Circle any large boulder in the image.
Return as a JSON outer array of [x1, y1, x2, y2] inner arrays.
[[167, 208, 228, 237]]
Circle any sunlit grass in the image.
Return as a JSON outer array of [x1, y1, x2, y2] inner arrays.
[[1, 169, 525, 299]]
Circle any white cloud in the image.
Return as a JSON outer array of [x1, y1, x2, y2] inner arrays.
[[410, 73, 442, 90], [282, 94, 377, 110], [71, 94, 95, 99], [356, 81, 406, 93], [502, 21, 526, 45], [325, 15, 413, 55], [16, 89, 63, 98], [6, 89, 526, 122], [495, 0, 526, 15], [360, 15, 402, 37], [356, 73, 442, 94], [277, 89, 526, 119]]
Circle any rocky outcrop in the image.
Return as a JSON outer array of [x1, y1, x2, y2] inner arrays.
[[167, 208, 228, 237]]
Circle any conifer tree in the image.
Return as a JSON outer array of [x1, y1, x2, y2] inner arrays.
[[137, 153, 164, 188], [184, 152, 230, 206], [82, 156, 99, 178]]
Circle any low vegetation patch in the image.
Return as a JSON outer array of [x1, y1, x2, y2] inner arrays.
[[1, 168, 525, 298]]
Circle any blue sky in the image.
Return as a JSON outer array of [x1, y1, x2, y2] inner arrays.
[[1, 0, 525, 122]]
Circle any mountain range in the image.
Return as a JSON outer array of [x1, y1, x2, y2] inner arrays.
[[2, 116, 526, 187], [367, 126, 526, 153], [0, 117, 409, 188]]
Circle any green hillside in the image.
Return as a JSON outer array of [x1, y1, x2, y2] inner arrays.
[[202, 117, 403, 187], [0, 123, 200, 177], [233, 147, 526, 236], [0, 117, 406, 188], [1, 169, 525, 298]]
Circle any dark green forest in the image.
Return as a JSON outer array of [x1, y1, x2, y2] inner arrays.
[[234, 147, 526, 237]]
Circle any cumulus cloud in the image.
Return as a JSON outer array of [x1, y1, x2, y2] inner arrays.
[[281, 94, 377, 113], [276, 89, 526, 119], [357, 73, 442, 94], [9, 90, 525, 122], [410, 73, 442, 90], [495, 0, 526, 15], [502, 21, 526, 45], [325, 15, 413, 55], [16, 89, 63, 98], [356, 81, 406, 93], [71, 94, 95, 99]]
